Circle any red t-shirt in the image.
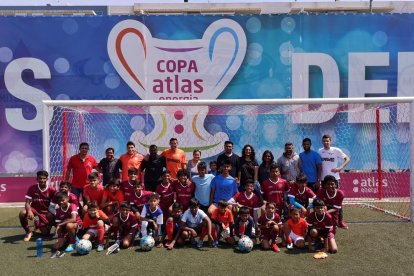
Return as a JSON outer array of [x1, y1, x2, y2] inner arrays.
[[103, 189, 124, 204], [262, 178, 289, 207], [83, 184, 105, 205], [67, 154, 98, 189], [26, 184, 56, 214], [83, 210, 109, 229]]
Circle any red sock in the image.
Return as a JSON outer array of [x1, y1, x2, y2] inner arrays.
[[166, 221, 174, 241], [97, 226, 105, 244]]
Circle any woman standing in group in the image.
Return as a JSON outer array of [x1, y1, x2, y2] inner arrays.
[[238, 144, 259, 192], [187, 149, 202, 178], [258, 150, 275, 185]]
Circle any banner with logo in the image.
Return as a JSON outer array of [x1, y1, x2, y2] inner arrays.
[[0, 14, 412, 202]]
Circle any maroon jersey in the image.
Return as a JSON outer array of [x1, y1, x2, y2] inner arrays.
[[261, 178, 289, 207], [306, 211, 334, 233], [233, 192, 260, 215], [258, 212, 282, 236], [120, 180, 135, 202], [51, 192, 79, 207], [156, 183, 174, 211], [288, 185, 315, 208], [130, 190, 153, 213], [26, 184, 56, 214], [316, 188, 344, 225], [55, 203, 81, 224], [112, 211, 138, 235], [173, 180, 195, 210]]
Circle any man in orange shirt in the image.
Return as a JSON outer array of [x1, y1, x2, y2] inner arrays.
[[161, 138, 187, 180], [118, 141, 144, 182]]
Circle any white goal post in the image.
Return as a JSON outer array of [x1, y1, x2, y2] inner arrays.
[[42, 97, 414, 221]]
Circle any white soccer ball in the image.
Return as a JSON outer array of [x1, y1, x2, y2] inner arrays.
[[220, 227, 230, 239], [238, 236, 254, 253], [140, 235, 155, 251], [76, 239, 92, 255]]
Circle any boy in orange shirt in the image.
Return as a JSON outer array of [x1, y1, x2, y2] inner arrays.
[[83, 172, 104, 212], [211, 200, 234, 247], [283, 207, 308, 249], [82, 201, 110, 252], [100, 178, 124, 216]]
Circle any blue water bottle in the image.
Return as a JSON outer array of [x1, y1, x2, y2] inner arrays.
[[36, 238, 43, 257]]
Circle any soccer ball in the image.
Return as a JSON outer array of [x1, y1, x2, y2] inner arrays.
[[238, 236, 254, 253], [140, 235, 155, 251], [220, 227, 230, 239], [76, 239, 92, 255]]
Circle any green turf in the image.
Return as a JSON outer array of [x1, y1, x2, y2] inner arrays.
[[1, 208, 413, 275]]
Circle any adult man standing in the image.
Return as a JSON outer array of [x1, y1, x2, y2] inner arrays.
[[65, 142, 98, 199], [319, 134, 350, 229], [299, 138, 322, 193], [276, 142, 301, 185], [161, 138, 187, 180], [97, 147, 120, 186], [140, 144, 166, 192], [216, 141, 240, 178], [118, 141, 144, 182]]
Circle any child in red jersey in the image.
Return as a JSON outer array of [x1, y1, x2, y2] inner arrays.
[[288, 174, 316, 216], [173, 169, 195, 211], [283, 207, 308, 249], [306, 199, 337, 253], [211, 200, 234, 246], [81, 201, 110, 252], [130, 180, 154, 220], [109, 202, 138, 250], [100, 178, 124, 216], [316, 175, 345, 232], [156, 170, 174, 217], [165, 202, 184, 250], [120, 168, 143, 202], [231, 180, 262, 224], [261, 164, 289, 219], [83, 172, 104, 212], [258, 201, 282, 252], [19, 170, 56, 241], [50, 192, 82, 257]]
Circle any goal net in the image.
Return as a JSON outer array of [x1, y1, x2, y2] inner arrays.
[[43, 98, 414, 222]]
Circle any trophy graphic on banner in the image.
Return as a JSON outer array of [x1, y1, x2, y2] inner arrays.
[[108, 19, 247, 158]]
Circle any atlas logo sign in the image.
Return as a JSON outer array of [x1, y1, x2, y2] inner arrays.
[[352, 177, 388, 193]]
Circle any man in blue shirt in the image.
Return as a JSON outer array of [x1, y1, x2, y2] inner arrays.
[[299, 138, 322, 193]]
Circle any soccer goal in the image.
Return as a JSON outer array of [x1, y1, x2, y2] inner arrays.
[[42, 97, 414, 222]]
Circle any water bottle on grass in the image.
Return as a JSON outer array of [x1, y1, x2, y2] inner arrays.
[[36, 238, 43, 258]]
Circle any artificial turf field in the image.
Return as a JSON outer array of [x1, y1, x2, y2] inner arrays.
[[1, 206, 413, 276]]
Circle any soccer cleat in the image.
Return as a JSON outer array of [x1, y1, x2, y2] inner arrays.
[[64, 243, 76, 252], [211, 240, 219, 248], [196, 240, 203, 249], [287, 243, 293, 250], [271, 243, 280, 252], [23, 231, 32, 242], [106, 243, 120, 255], [97, 244, 105, 252], [338, 220, 349, 229], [50, 250, 66, 258], [189, 237, 197, 246]]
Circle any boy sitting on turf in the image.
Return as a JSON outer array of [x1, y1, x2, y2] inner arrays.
[[100, 178, 124, 216], [306, 198, 337, 253], [283, 207, 308, 249], [50, 192, 82, 258], [108, 201, 138, 251], [258, 201, 282, 252], [19, 170, 56, 241], [140, 193, 164, 247], [81, 200, 110, 252], [211, 199, 234, 246], [232, 206, 257, 247], [165, 202, 184, 250], [180, 198, 214, 248]]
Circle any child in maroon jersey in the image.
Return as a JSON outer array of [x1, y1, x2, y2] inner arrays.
[[306, 199, 337, 253], [130, 180, 154, 220], [156, 170, 174, 217], [120, 168, 141, 203], [231, 180, 262, 223], [288, 174, 316, 216], [109, 201, 138, 249], [258, 201, 282, 252], [173, 169, 195, 211], [165, 202, 184, 250], [19, 170, 56, 241], [50, 192, 82, 257], [261, 164, 289, 219]]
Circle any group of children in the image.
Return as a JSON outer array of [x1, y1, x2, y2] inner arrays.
[[20, 160, 343, 257]]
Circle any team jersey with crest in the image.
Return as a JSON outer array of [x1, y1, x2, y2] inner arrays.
[[55, 203, 81, 224], [26, 184, 56, 214], [258, 212, 282, 236], [316, 188, 344, 225], [261, 178, 289, 207], [233, 192, 260, 211], [51, 192, 79, 207], [288, 185, 316, 208], [120, 180, 136, 202], [130, 190, 153, 213], [173, 180, 195, 210], [156, 183, 174, 211], [306, 211, 334, 233]]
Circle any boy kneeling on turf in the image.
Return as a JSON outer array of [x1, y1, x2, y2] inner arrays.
[[81, 201, 110, 252], [180, 198, 214, 248], [232, 206, 257, 246], [283, 207, 308, 249], [108, 201, 138, 251], [306, 199, 338, 254]]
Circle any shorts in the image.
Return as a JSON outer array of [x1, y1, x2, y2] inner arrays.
[[58, 223, 81, 239], [31, 208, 50, 228], [315, 230, 335, 240], [288, 232, 305, 245], [260, 229, 277, 241], [86, 225, 110, 237]]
